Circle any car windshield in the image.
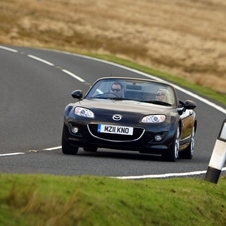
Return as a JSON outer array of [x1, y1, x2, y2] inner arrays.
[[85, 78, 176, 106]]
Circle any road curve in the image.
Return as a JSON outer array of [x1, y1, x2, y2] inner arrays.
[[0, 45, 225, 179]]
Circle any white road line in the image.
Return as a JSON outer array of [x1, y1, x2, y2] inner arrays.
[[0, 46, 18, 52], [62, 69, 85, 82], [0, 152, 25, 157], [173, 84, 226, 114], [0, 46, 85, 83], [115, 167, 226, 180], [43, 146, 62, 151], [115, 170, 207, 179], [28, 54, 54, 66]]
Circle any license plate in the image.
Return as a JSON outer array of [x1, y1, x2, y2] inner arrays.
[[97, 124, 133, 135]]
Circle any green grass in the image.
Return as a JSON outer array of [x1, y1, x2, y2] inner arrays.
[[0, 174, 226, 226]]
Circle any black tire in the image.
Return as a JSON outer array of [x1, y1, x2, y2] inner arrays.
[[83, 147, 98, 152], [179, 127, 195, 159], [61, 125, 79, 155], [162, 125, 180, 162]]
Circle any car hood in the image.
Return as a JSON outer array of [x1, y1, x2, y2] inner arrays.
[[76, 99, 174, 115]]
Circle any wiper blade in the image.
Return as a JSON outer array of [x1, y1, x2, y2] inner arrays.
[[89, 97, 109, 100], [89, 97, 125, 100], [145, 100, 172, 106]]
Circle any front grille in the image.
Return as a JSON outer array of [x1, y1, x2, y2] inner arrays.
[[88, 124, 144, 142]]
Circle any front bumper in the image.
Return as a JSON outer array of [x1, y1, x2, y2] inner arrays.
[[63, 119, 176, 155]]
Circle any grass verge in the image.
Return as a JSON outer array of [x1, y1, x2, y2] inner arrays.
[[0, 174, 226, 226]]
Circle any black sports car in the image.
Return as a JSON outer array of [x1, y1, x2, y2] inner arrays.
[[62, 77, 197, 162]]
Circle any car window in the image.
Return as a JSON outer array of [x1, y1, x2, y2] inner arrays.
[[85, 78, 176, 106], [87, 80, 110, 97], [124, 81, 175, 105]]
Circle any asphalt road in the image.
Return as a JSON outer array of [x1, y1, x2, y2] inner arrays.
[[0, 45, 225, 179]]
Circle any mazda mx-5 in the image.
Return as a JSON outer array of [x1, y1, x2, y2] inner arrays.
[[62, 77, 197, 162]]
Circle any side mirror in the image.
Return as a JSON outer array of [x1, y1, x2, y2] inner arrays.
[[184, 100, 197, 110], [71, 90, 83, 99], [177, 100, 196, 115]]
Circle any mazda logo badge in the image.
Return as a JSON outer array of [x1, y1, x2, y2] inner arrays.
[[112, 114, 122, 121]]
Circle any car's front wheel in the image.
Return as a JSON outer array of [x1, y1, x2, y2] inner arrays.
[[179, 126, 195, 159], [61, 125, 79, 155], [162, 125, 180, 162]]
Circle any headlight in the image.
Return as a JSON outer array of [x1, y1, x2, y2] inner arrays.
[[141, 115, 166, 123], [74, 107, 94, 118]]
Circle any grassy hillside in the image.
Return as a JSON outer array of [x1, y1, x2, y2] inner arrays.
[[1, 174, 226, 226], [0, 0, 226, 95]]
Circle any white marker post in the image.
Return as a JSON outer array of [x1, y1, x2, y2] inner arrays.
[[205, 119, 226, 184]]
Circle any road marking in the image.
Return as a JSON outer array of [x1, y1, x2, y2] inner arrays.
[[43, 146, 62, 151], [115, 167, 226, 179], [0, 46, 85, 82], [62, 69, 85, 82], [28, 54, 54, 66], [0, 152, 25, 157], [26, 54, 86, 82], [115, 170, 207, 179], [173, 85, 226, 114], [0, 46, 18, 52]]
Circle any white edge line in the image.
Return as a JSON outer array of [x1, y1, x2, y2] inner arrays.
[[173, 84, 226, 114], [114, 167, 226, 180], [62, 69, 85, 82], [114, 170, 207, 179], [28, 54, 54, 66], [0, 152, 25, 157], [44, 146, 62, 151], [0, 46, 18, 52]]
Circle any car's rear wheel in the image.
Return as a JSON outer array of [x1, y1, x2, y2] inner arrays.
[[83, 147, 98, 152], [179, 126, 195, 159], [62, 125, 79, 155], [162, 125, 180, 162]]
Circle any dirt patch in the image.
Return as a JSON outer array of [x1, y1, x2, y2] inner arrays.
[[0, 0, 226, 93]]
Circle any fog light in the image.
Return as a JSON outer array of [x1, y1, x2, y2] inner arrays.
[[154, 134, 163, 142], [72, 127, 79, 134]]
